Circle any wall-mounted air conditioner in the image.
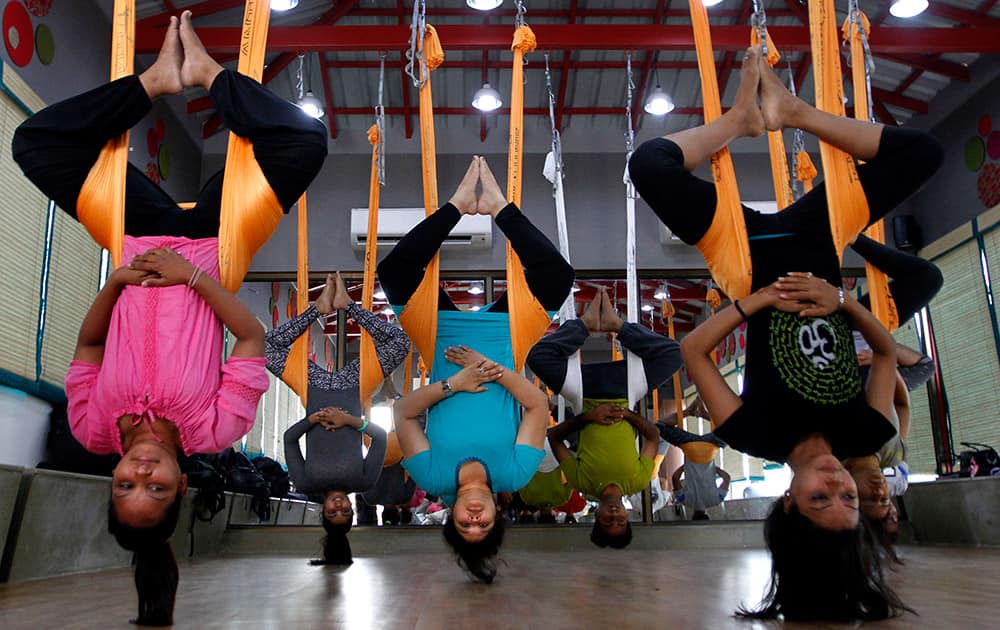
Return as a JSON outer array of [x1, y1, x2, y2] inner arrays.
[[658, 200, 778, 245], [350, 208, 493, 250]]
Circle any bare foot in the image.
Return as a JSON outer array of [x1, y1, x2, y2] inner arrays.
[[332, 271, 353, 310], [477, 157, 508, 217], [579, 289, 603, 332], [731, 47, 765, 138], [179, 11, 223, 90], [758, 50, 800, 132], [449, 157, 480, 215], [314, 273, 336, 315], [138, 16, 183, 99], [600, 289, 623, 332]]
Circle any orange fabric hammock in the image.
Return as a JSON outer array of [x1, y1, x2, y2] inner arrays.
[[280, 193, 311, 404], [397, 25, 444, 368], [750, 30, 795, 211], [504, 24, 552, 371], [78, 0, 280, 294], [808, 0, 882, 286], [357, 124, 386, 410], [398, 24, 549, 373], [842, 11, 898, 331], [688, 0, 753, 300]]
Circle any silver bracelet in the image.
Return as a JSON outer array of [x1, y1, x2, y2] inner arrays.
[[837, 288, 845, 308], [187, 267, 203, 288]]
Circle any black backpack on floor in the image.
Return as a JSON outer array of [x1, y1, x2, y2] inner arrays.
[[218, 449, 272, 521], [252, 455, 290, 499], [958, 442, 1000, 477]]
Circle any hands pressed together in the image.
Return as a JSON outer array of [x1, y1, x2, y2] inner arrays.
[[443, 345, 504, 394], [582, 402, 627, 426], [765, 271, 845, 317], [113, 247, 198, 288], [308, 407, 362, 431]]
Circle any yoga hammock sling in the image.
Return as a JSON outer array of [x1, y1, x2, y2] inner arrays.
[[357, 56, 390, 412], [398, 9, 549, 373], [78, 0, 281, 293], [689, 0, 895, 321], [842, 4, 898, 331], [623, 53, 648, 411], [543, 53, 583, 417]]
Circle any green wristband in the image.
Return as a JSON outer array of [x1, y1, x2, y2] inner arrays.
[[356, 416, 369, 432]]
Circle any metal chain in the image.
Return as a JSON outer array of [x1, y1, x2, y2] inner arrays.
[[751, 0, 768, 58], [791, 127, 806, 200], [295, 53, 305, 100], [376, 52, 386, 187], [515, 0, 528, 29], [624, 51, 637, 199], [404, 0, 427, 89], [544, 52, 563, 185], [624, 51, 635, 156], [848, 0, 877, 123]]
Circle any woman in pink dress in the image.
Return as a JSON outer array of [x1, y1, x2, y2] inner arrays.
[[12, 13, 326, 625]]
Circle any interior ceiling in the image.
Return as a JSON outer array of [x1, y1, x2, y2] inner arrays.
[[125, 0, 1000, 153]]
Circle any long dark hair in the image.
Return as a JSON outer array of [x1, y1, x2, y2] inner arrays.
[[590, 520, 633, 549], [737, 499, 912, 621], [107, 496, 182, 626], [311, 516, 353, 566], [441, 515, 506, 584]]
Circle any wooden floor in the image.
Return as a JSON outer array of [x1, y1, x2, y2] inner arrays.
[[1, 546, 998, 628]]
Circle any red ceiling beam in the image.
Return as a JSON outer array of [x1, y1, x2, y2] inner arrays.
[[322, 60, 704, 70], [135, 25, 1000, 55], [330, 106, 705, 117], [346, 8, 798, 20], [138, 0, 247, 28], [871, 86, 928, 114], [872, 100, 897, 126], [630, 0, 668, 132], [926, 2, 999, 28], [198, 1, 361, 136], [716, 1, 755, 118], [554, 0, 580, 133], [320, 52, 338, 140], [396, 0, 413, 140], [880, 54, 970, 82]]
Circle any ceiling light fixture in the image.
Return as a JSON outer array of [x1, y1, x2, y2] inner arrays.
[[467, 284, 485, 295], [641, 303, 654, 312], [374, 289, 387, 300], [702, 0, 725, 7], [270, 0, 299, 10], [653, 284, 669, 301], [889, 0, 928, 18], [472, 82, 503, 112], [295, 54, 325, 119], [644, 68, 675, 116], [467, 0, 503, 10]]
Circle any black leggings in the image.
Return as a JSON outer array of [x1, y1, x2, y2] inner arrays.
[[12, 71, 327, 238], [852, 233, 943, 326], [376, 202, 574, 312], [628, 126, 944, 290]]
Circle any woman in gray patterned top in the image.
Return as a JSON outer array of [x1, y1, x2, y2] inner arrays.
[[265, 272, 410, 564]]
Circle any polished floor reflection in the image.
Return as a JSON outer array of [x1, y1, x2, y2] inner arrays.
[[1, 547, 998, 628]]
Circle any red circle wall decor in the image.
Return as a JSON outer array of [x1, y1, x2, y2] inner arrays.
[[4, 1, 34, 67]]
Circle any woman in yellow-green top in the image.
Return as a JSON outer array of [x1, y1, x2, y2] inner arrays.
[[547, 401, 659, 549]]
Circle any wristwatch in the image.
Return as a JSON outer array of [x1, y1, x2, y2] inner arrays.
[[441, 379, 454, 397]]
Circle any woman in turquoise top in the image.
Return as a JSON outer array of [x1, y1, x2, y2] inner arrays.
[[383, 158, 572, 582]]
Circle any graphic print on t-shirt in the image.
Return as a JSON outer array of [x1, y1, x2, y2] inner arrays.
[[769, 311, 861, 405]]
